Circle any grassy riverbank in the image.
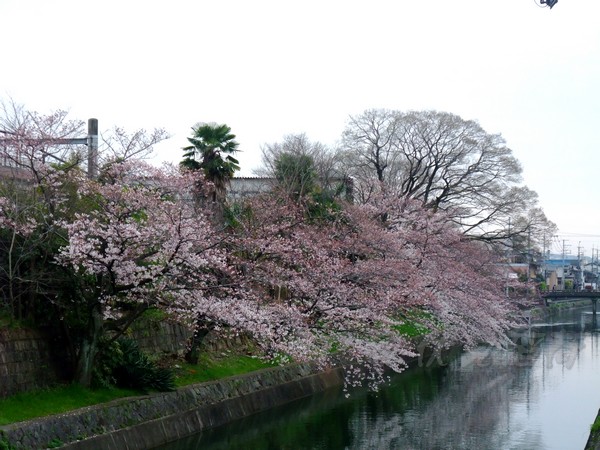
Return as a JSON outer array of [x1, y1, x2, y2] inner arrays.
[[586, 412, 600, 449], [5, 303, 581, 428], [0, 311, 433, 427], [0, 352, 271, 426]]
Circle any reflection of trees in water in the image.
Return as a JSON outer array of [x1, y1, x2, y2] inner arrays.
[[155, 311, 596, 449], [351, 324, 589, 450], [354, 349, 545, 450], [154, 350, 545, 450], [153, 368, 445, 450], [152, 385, 358, 450]]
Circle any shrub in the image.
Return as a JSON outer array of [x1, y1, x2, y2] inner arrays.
[[93, 338, 175, 393]]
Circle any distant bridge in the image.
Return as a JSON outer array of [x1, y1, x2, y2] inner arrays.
[[541, 290, 600, 314]]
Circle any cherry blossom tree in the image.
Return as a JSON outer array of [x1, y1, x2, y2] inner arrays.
[[0, 100, 87, 325], [0, 101, 518, 390], [228, 188, 515, 387], [0, 102, 234, 385], [0, 98, 86, 172], [0, 104, 327, 386], [52, 162, 234, 384], [0, 151, 318, 386], [228, 193, 415, 384], [363, 194, 514, 352]]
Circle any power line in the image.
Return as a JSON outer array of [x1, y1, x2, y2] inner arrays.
[[556, 232, 600, 238]]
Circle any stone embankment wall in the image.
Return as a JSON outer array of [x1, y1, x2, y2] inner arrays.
[[0, 322, 193, 399], [0, 362, 344, 450], [0, 328, 60, 398], [132, 321, 251, 356], [130, 321, 192, 357]]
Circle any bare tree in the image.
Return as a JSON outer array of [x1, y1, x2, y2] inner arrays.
[[336, 110, 407, 203], [101, 126, 169, 164], [340, 109, 556, 245], [339, 109, 401, 182]]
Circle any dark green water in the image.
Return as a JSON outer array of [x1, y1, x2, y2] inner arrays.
[[155, 307, 600, 449]]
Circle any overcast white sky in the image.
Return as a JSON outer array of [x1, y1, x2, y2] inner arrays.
[[1, 0, 599, 255]]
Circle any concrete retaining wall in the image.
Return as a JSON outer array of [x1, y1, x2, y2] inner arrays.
[[0, 362, 344, 450]]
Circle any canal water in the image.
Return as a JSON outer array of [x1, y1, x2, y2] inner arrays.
[[155, 306, 600, 449]]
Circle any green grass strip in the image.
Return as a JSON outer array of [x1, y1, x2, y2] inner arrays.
[[0, 385, 138, 426], [0, 354, 272, 426], [174, 353, 272, 387]]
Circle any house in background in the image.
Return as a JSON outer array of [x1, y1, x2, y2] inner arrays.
[[541, 255, 595, 290]]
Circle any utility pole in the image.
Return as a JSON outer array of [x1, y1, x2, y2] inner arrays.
[[527, 229, 532, 283], [577, 241, 585, 289], [87, 119, 98, 179], [562, 240, 571, 290], [505, 217, 512, 297], [542, 234, 549, 289], [597, 248, 600, 290], [507, 217, 512, 263]]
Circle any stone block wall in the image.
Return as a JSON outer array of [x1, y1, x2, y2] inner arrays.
[[130, 321, 192, 357], [0, 328, 59, 398], [0, 321, 193, 398], [1, 321, 252, 399]]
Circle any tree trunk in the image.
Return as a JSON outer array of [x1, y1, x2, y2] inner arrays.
[[74, 303, 103, 387], [185, 315, 216, 364]]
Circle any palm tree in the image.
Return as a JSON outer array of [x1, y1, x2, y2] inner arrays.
[[180, 123, 240, 361], [181, 123, 240, 204]]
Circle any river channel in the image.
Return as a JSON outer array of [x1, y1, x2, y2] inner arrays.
[[155, 306, 600, 449]]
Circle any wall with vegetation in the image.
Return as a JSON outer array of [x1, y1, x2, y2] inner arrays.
[[0, 322, 192, 399], [0, 362, 344, 450]]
